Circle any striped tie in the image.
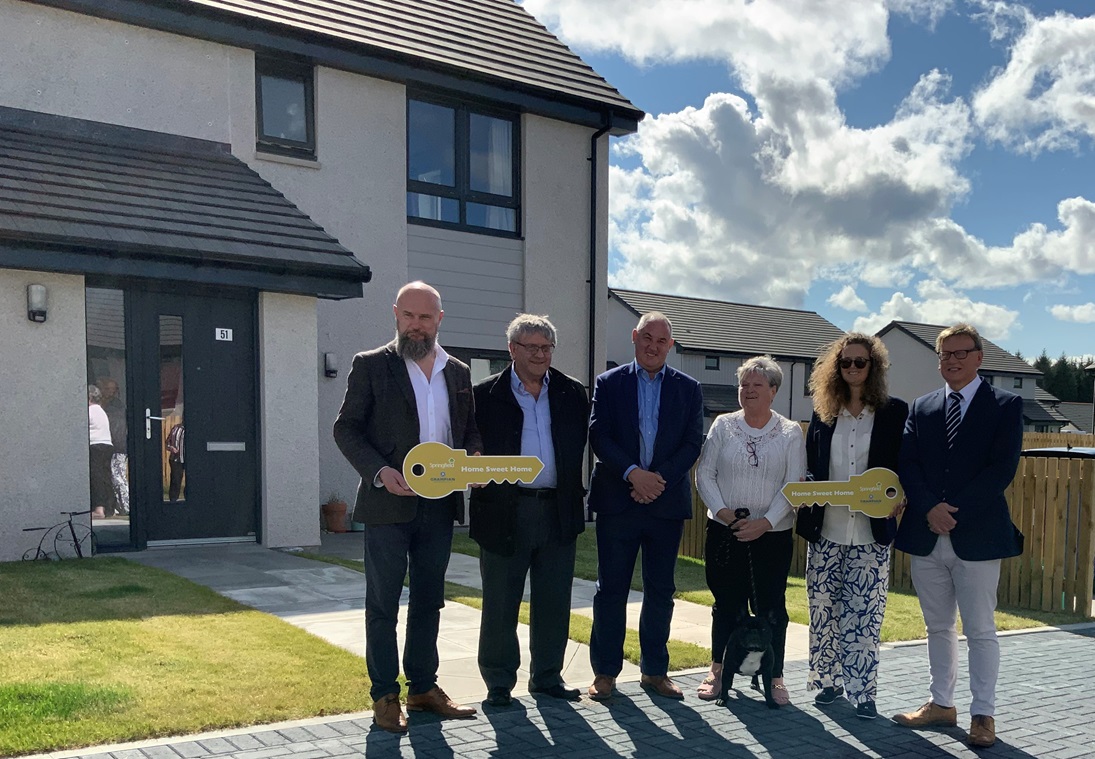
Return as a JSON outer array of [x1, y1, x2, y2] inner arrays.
[[946, 391, 963, 448]]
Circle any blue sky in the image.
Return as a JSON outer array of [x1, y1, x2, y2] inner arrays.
[[523, 1, 1095, 363]]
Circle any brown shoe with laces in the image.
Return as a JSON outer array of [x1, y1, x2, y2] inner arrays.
[[892, 701, 958, 727], [405, 687, 476, 718], [640, 675, 684, 699], [588, 675, 616, 701], [968, 715, 996, 747], [373, 693, 407, 733]]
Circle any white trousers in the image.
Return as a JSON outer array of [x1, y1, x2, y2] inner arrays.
[[910, 535, 1001, 716]]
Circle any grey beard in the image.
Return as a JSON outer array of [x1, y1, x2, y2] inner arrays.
[[397, 330, 435, 361]]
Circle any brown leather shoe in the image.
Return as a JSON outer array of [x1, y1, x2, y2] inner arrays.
[[405, 687, 477, 719], [968, 715, 996, 747], [373, 693, 407, 733], [640, 675, 684, 699], [588, 675, 616, 701], [892, 701, 958, 727]]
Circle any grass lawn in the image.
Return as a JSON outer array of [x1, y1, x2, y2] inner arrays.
[[451, 527, 1081, 642], [300, 552, 713, 671], [0, 558, 369, 757]]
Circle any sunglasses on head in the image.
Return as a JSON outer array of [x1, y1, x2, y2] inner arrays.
[[839, 357, 871, 369]]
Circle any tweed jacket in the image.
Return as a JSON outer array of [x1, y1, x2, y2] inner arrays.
[[333, 341, 482, 526]]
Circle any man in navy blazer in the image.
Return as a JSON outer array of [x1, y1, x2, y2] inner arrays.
[[893, 323, 1023, 749], [586, 311, 703, 701]]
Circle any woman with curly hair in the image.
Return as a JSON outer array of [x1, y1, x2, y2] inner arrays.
[[799, 333, 907, 719]]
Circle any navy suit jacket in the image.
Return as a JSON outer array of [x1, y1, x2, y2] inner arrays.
[[896, 378, 1023, 560], [587, 362, 703, 520]]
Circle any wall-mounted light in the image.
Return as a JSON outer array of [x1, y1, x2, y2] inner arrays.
[[324, 352, 339, 378], [27, 284, 47, 323]]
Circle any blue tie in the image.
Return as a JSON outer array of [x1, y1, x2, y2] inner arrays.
[[946, 391, 962, 448]]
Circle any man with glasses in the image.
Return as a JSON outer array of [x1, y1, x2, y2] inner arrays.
[[586, 312, 703, 701], [893, 323, 1024, 748], [469, 314, 590, 707]]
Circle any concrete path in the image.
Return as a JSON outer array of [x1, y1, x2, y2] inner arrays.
[[125, 530, 810, 707]]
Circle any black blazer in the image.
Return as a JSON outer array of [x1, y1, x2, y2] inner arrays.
[[896, 379, 1023, 561], [587, 362, 703, 520], [799, 396, 909, 545], [333, 342, 482, 526], [468, 366, 590, 557]]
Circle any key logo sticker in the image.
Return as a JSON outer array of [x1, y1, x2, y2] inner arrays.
[[403, 442, 544, 499], [781, 467, 904, 519]]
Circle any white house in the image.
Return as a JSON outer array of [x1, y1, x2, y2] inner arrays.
[[876, 321, 1061, 432], [0, 0, 642, 561], [606, 288, 845, 424]]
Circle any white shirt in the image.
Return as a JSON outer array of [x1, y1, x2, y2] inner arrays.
[[89, 404, 112, 446], [405, 345, 453, 447], [695, 411, 805, 532], [944, 375, 982, 422], [820, 406, 876, 546]]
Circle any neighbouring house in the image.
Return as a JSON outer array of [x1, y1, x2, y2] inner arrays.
[[606, 288, 845, 425], [0, 0, 641, 561], [876, 321, 1063, 432], [1055, 401, 1095, 435]]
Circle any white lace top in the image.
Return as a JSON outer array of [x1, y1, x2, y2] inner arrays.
[[695, 410, 805, 532]]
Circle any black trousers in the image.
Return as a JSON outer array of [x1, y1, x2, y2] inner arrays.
[[705, 520, 793, 678], [478, 493, 576, 692], [363, 499, 453, 701]]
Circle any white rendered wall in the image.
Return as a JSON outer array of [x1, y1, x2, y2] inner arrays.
[[258, 293, 321, 548], [0, 0, 237, 142], [523, 116, 609, 384], [0, 270, 89, 562], [881, 330, 949, 404]]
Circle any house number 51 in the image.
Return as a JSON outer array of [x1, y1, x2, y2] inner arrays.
[[215, 328, 233, 341]]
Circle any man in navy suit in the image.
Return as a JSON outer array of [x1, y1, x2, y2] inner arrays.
[[893, 323, 1023, 749], [586, 311, 703, 701]]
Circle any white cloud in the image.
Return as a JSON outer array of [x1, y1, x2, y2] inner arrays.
[[1049, 303, 1095, 323], [973, 10, 1095, 153], [851, 280, 1019, 339], [828, 285, 868, 312], [523, 0, 1095, 322]]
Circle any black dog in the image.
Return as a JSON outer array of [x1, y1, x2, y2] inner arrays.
[[717, 609, 780, 709]]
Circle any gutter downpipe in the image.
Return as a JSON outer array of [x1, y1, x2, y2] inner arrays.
[[587, 115, 611, 518]]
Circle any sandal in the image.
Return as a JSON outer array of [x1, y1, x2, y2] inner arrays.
[[697, 674, 722, 701], [772, 683, 791, 705]]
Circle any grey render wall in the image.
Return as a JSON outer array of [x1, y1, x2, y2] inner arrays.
[[0, 269, 89, 562], [259, 293, 320, 548]]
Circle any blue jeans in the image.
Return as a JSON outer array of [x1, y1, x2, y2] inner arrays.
[[589, 511, 683, 677], [363, 499, 453, 701]]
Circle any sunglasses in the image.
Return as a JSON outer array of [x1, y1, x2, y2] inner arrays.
[[839, 357, 871, 369]]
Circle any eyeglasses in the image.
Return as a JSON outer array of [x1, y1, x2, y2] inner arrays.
[[838, 357, 871, 369], [745, 439, 758, 468], [513, 341, 555, 356], [937, 348, 980, 361]]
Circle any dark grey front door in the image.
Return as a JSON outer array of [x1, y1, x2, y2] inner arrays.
[[131, 290, 258, 543]]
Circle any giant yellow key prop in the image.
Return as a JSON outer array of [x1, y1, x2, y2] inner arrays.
[[781, 467, 904, 519], [402, 442, 545, 499]]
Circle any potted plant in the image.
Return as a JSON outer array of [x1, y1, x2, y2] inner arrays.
[[321, 492, 348, 533]]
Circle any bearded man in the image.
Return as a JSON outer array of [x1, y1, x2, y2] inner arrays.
[[334, 281, 482, 733]]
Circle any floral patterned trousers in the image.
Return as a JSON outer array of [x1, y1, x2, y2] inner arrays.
[[806, 537, 889, 704]]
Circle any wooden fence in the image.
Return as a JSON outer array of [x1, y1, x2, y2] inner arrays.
[[680, 441, 1095, 619]]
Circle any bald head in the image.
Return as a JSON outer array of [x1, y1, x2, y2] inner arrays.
[[395, 281, 442, 312], [394, 281, 444, 361]]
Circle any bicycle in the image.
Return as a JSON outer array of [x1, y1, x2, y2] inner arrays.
[[22, 510, 97, 560]]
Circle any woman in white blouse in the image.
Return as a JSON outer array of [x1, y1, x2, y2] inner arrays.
[[799, 334, 907, 720], [695, 356, 805, 704]]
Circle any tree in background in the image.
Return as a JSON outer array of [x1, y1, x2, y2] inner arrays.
[[1034, 351, 1095, 403]]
